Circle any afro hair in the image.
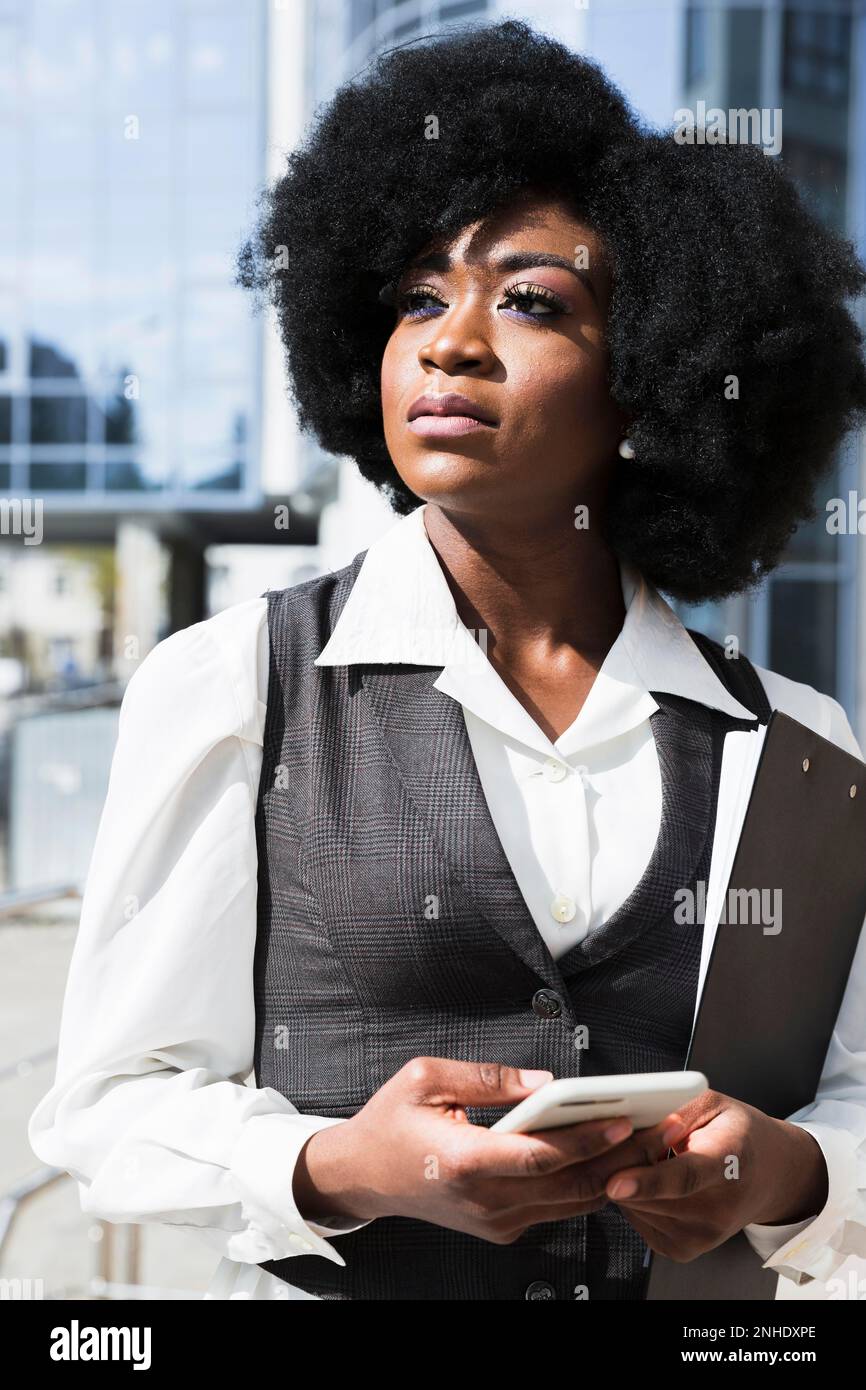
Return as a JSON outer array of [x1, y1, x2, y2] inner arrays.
[[236, 18, 866, 603]]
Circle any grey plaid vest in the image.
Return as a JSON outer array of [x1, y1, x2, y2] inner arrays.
[[252, 551, 771, 1300]]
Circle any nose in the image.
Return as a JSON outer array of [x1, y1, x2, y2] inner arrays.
[[418, 296, 497, 376]]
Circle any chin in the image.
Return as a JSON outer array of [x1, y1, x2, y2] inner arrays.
[[397, 451, 500, 497], [401, 479, 505, 518]]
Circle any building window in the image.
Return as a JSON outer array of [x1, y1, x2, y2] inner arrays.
[[349, 0, 377, 44], [349, 0, 487, 62], [30, 396, 87, 446], [781, 134, 848, 232], [438, 0, 487, 20], [29, 462, 88, 491], [684, 3, 708, 86], [769, 576, 838, 697], [782, 8, 851, 104]]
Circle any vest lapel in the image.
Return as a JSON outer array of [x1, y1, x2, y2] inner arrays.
[[360, 669, 752, 1010], [360, 663, 574, 1002], [554, 692, 720, 978]]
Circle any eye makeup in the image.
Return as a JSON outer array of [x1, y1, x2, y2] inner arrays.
[[394, 279, 570, 323]]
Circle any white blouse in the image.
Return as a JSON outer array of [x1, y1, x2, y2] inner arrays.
[[28, 504, 866, 1300]]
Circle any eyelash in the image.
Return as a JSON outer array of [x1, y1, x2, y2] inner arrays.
[[395, 281, 567, 322]]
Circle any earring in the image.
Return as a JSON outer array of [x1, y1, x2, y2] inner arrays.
[[618, 437, 635, 460]]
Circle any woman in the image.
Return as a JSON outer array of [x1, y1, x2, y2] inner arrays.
[[29, 21, 866, 1301]]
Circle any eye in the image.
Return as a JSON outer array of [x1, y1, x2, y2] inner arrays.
[[500, 282, 567, 319], [393, 280, 568, 323], [395, 284, 447, 319]]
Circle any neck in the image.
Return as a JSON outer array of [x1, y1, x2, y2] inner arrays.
[[421, 502, 626, 662]]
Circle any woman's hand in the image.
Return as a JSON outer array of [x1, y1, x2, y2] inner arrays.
[[598, 1089, 829, 1262], [291, 1057, 686, 1244]]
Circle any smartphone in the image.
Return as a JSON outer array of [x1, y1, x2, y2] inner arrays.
[[488, 1070, 708, 1135]]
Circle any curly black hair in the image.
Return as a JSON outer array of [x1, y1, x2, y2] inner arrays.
[[236, 18, 866, 602]]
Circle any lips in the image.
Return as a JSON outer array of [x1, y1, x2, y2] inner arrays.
[[407, 392, 497, 426]]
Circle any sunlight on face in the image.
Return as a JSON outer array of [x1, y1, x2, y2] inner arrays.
[[380, 191, 625, 525]]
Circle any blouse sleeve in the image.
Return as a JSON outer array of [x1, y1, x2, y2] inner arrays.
[[27, 596, 373, 1268]]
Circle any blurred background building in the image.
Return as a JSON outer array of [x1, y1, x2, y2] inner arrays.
[[1, 0, 864, 1300]]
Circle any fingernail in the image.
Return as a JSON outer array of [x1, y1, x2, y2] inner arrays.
[[663, 1121, 687, 1147], [519, 1069, 553, 1088], [609, 1178, 638, 1200], [604, 1119, 633, 1143]]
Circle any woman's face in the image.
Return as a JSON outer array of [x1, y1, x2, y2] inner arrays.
[[380, 191, 625, 526]]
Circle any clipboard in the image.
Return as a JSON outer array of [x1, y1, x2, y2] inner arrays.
[[646, 710, 866, 1299]]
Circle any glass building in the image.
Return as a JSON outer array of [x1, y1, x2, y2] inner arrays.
[[0, 0, 267, 509], [307, 0, 490, 123], [677, 1, 865, 726], [2, 0, 862, 729], [310, 0, 866, 730]]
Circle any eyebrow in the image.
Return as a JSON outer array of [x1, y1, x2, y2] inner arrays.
[[399, 249, 599, 304]]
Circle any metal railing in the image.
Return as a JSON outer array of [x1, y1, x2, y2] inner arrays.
[[1, 886, 197, 1299], [0, 883, 81, 919], [0, 1164, 193, 1298]]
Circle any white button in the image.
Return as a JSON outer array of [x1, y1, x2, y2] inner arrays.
[[550, 893, 577, 924], [542, 758, 568, 783]]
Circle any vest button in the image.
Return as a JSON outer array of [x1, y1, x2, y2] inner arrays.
[[525, 1280, 557, 1300], [531, 988, 563, 1019]]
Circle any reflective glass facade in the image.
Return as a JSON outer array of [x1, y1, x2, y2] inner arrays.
[[678, 2, 863, 720], [0, 0, 267, 505]]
